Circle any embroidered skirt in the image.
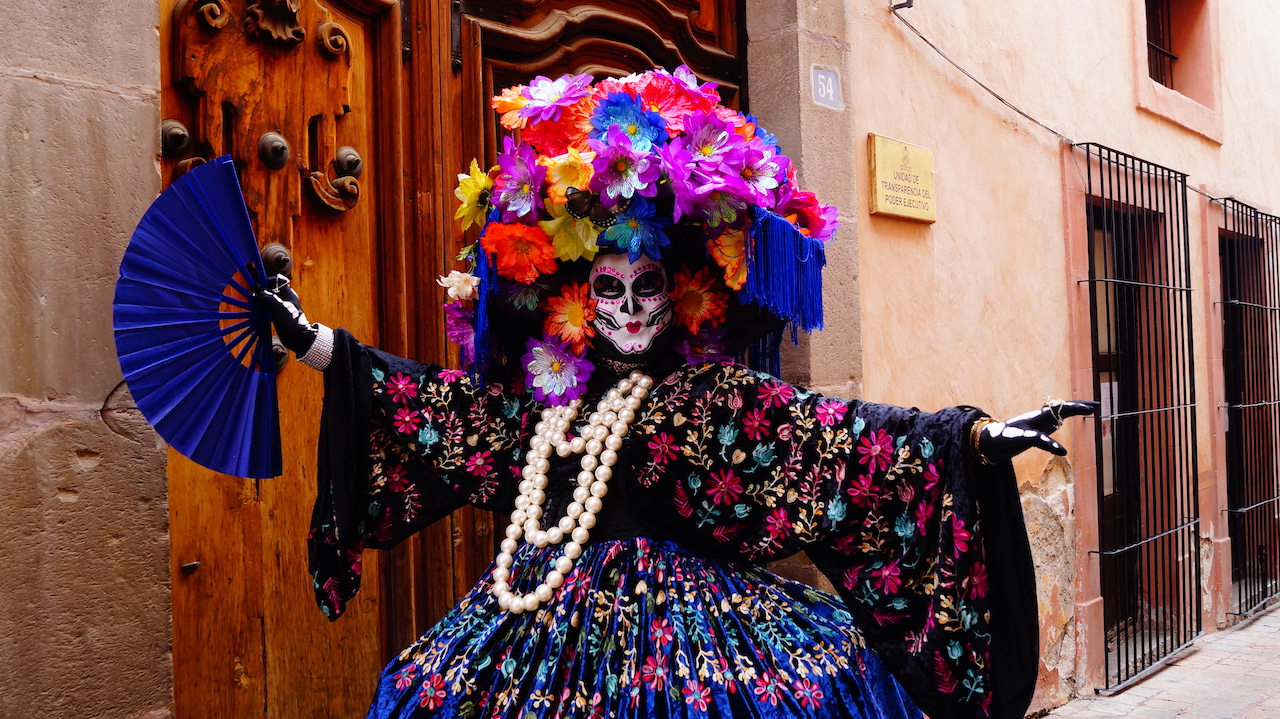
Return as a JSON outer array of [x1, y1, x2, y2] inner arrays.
[[367, 538, 922, 719]]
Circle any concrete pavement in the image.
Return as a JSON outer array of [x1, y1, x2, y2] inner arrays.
[[1045, 606, 1280, 718]]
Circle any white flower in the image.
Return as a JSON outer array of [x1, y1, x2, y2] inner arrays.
[[436, 270, 480, 301]]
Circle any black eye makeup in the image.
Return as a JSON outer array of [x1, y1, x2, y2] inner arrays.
[[592, 273, 625, 299], [632, 269, 666, 298]]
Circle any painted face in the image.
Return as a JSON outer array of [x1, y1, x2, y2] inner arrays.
[[588, 253, 673, 355]]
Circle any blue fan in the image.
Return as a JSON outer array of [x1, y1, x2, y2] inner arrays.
[[113, 156, 281, 478]]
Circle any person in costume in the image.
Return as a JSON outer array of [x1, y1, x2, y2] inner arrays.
[[259, 67, 1094, 719]]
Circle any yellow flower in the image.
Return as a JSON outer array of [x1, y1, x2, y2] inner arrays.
[[538, 148, 596, 206], [706, 229, 748, 290], [454, 159, 495, 232], [539, 199, 602, 262]]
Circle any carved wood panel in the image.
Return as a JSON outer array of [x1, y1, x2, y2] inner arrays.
[[160, 0, 406, 716]]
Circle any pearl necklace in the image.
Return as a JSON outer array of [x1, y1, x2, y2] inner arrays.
[[490, 370, 653, 614]]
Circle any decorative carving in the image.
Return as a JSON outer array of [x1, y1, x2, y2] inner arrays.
[[161, 119, 193, 157], [307, 170, 360, 212], [245, 0, 306, 44], [195, 0, 230, 30], [258, 132, 292, 169], [318, 21, 350, 57]]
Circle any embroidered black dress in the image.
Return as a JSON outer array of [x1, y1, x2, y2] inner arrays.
[[309, 330, 1038, 719]]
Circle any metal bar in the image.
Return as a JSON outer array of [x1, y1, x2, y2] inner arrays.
[[1224, 495, 1280, 514], [1079, 277, 1194, 292], [1090, 518, 1201, 555]]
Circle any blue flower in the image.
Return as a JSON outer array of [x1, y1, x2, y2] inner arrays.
[[598, 196, 671, 262], [744, 113, 780, 149], [590, 92, 667, 152]]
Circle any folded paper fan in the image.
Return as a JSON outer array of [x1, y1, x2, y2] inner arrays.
[[114, 156, 281, 478]]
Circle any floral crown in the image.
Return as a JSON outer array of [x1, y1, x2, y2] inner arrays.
[[442, 66, 839, 405]]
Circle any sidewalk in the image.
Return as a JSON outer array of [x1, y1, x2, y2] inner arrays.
[[1046, 607, 1280, 718]]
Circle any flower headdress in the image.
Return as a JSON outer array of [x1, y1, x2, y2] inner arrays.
[[447, 66, 839, 404]]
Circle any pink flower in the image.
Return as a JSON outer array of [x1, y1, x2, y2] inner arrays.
[[742, 408, 771, 441], [682, 682, 711, 710], [392, 407, 421, 434], [872, 560, 902, 595], [765, 507, 791, 539], [753, 674, 784, 706], [814, 398, 847, 426], [437, 368, 467, 383], [466, 450, 493, 476], [856, 428, 894, 473], [756, 380, 795, 408], [793, 678, 824, 709], [706, 469, 743, 505], [416, 673, 446, 709], [649, 618, 674, 647], [846, 473, 877, 507], [386, 373, 419, 403], [966, 561, 989, 599], [924, 460, 942, 491], [952, 516, 971, 556], [641, 655, 669, 690], [519, 73, 593, 123], [393, 664, 418, 691], [387, 465, 410, 492], [649, 432, 679, 465]]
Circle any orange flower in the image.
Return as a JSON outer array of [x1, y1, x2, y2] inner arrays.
[[706, 229, 748, 291], [492, 86, 528, 130], [670, 266, 728, 334], [543, 281, 597, 354], [481, 223, 557, 284]]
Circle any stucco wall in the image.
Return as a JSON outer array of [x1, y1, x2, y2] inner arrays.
[[0, 1, 170, 717], [751, 0, 1280, 713]]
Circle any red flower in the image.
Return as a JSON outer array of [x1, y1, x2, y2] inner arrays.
[[392, 407, 421, 434], [856, 428, 894, 473], [753, 674, 784, 706], [416, 673, 446, 709], [682, 682, 711, 711], [765, 507, 791, 539], [641, 654, 669, 691], [387, 465, 411, 492], [466, 450, 493, 476], [481, 222, 557, 284], [872, 560, 903, 595], [742, 408, 771, 441], [965, 561, 989, 599], [792, 678, 825, 709], [706, 469, 744, 505], [543, 281, 597, 355], [649, 617, 674, 647], [648, 432, 679, 465], [393, 664, 418, 691], [756, 381, 795, 409], [846, 473, 877, 507], [814, 398, 847, 427], [386, 372, 419, 403]]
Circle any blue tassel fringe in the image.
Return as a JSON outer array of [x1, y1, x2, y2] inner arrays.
[[741, 208, 826, 336]]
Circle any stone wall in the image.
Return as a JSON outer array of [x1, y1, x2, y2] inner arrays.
[[0, 1, 170, 717]]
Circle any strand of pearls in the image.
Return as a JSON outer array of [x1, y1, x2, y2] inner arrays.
[[491, 370, 653, 614]]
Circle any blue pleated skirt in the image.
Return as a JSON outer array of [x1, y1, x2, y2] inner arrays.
[[368, 538, 923, 719]]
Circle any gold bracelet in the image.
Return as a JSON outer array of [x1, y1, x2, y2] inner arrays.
[[969, 417, 999, 466]]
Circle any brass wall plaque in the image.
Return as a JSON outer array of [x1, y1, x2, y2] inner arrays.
[[868, 133, 937, 223]]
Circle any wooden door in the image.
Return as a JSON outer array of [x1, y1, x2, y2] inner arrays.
[[160, 1, 410, 716], [406, 0, 747, 622]]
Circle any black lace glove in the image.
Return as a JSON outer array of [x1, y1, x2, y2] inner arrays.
[[973, 399, 1100, 464], [255, 274, 323, 361]]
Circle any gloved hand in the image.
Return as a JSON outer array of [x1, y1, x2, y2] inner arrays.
[[973, 400, 1099, 464], [256, 274, 319, 357]]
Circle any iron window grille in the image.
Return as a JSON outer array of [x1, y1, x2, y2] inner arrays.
[[1146, 0, 1177, 88], [1218, 199, 1280, 617], [1078, 143, 1201, 690]]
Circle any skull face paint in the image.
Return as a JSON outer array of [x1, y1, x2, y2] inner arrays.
[[588, 252, 673, 356]]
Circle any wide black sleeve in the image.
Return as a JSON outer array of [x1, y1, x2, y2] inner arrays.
[[623, 363, 1038, 719], [308, 329, 530, 619]]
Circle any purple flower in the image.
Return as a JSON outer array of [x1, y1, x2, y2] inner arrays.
[[518, 73, 593, 123], [588, 126, 661, 207], [669, 64, 721, 102], [656, 141, 703, 223], [493, 137, 546, 224], [444, 300, 476, 363], [699, 184, 750, 228], [598, 196, 671, 262], [679, 110, 745, 173], [737, 142, 786, 205], [521, 335, 594, 405]]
